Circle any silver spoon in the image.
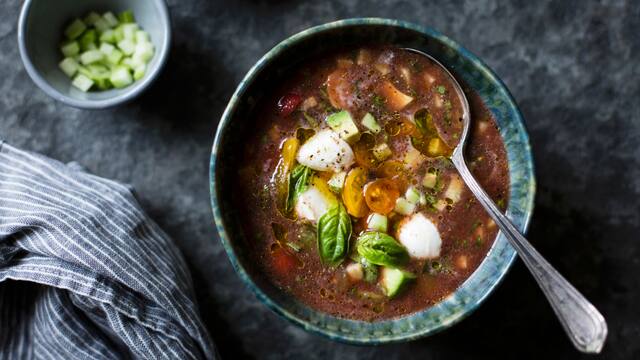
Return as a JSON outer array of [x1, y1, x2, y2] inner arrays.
[[405, 48, 607, 354]]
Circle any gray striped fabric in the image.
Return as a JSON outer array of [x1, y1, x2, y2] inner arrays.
[[0, 141, 216, 359]]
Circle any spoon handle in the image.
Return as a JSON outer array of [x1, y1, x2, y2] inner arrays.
[[452, 154, 607, 354]]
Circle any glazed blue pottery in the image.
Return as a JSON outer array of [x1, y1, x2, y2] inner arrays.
[[210, 18, 536, 344]]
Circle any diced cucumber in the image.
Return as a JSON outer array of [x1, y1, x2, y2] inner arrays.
[[114, 26, 124, 42], [109, 66, 133, 88], [102, 12, 119, 28], [367, 213, 388, 233], [135, 30, 150, 44], [394, 197, 416, 215], [99, 29, 116, 44], [93, 18, 111, 33], [117, 39, 136, 55], [71, 74, 94, 92], [99, 42, 115, 56], [380, 267, 415, 298], [79, 29, 97, 52], [122, 24, 139, 40], [327, 171, 347, 193], [132, 41, 154, 62], [419, 192, 428, 206], [65, 19, 86, 40], [422, 171, 437, 189], [372, 143, 392, 161], [84, 12, 101, 26], [133, 64, 146, 81], [360, 258, 379, 283], [405, 186, 421, 204], [87, 64, 111, 90], [121, 57, 134, 69], [326, 110, 360, 143], [361, 113, 381, 133], [60, 41, 80, 57], [118, 10, 135, 23], [106, 48, 123, 65], [79, 50, 104, 65], [59, 57, 79, 77]]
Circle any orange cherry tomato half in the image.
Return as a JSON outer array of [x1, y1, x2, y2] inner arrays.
[[342, 167, 369, 218], [364, 178, 400, 214]]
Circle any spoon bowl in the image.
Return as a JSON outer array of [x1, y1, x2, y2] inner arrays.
[[406, 48, 608, 354]]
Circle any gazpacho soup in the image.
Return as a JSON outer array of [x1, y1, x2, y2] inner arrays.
[[234, 46, 509, 321]]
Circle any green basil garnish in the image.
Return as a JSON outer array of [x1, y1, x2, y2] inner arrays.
[[286, 164, 313, 213], [317, 204, 351, 266], [356, 231, 409, 267]]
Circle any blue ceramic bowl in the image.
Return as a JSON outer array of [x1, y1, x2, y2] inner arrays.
[[210, 18, 536, 344], [18, 0, 171, 109]]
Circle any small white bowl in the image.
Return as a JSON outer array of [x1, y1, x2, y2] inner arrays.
[[18, 0, 171, 109]]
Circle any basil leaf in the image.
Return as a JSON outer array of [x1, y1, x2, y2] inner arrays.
[[317, 204, 351, 266], [356, 231, 409, 267], [286, 164, 313, 213]]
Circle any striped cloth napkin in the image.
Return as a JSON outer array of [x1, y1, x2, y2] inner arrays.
[[0, 141, 217, 359]]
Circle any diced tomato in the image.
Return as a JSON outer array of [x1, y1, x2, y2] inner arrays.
[[277, 93, 302, 117], [272, 246, 301, 274]]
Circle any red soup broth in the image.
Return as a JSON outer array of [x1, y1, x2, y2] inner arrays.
[[233, 46, 509, 321]]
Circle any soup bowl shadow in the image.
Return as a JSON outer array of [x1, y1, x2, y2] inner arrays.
[[210, 18, 536, 344]]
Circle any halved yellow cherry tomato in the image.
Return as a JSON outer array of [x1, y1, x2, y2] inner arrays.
[[364, 178, 400, 214], [342, 167, 369, 218], [353, 133, 380, 169]]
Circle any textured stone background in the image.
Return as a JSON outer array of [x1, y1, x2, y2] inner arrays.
[[1, 0, 638, 359]]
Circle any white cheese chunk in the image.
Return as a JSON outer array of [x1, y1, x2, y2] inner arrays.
[[296, 129, 355, 172], [397, 213, 442, 259]]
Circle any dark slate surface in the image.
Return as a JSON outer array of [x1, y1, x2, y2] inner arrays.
[[1, 0, 638, 359]]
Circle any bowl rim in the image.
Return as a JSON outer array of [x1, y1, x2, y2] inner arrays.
[[17, 0, 172, 110], [210, 18, 536, 344]]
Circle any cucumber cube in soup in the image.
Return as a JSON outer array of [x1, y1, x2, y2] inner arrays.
[[422, 171, 437, 189], [71, 74, 94, 92], [327, 171, 347, 193], [367, 213, 388, 233], [79, 29, 97, 52], [380, 267, 415, 298], [133, 64, 146, 81], [60, 41, 80, 57], [65, 19, 86, 40], [79, 50, 104, 65], [361, 113, 381, 133], [99, 29, 117, 44], [59, 57, 79, 77], [84, 12, 101, 26], [326, 110, 360, 143], [405, 186, 421, 204], [93, 18, 111, 33], [118, 10, 135, 24], [110, 66, 133, 88], [103, 12, 119, 28], [394, 197, 416, 215], [372, 143, 392, 161], [117, 39, 136, 56]]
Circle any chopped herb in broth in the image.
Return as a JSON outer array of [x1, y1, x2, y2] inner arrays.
[[233, 46, 509, 321]]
